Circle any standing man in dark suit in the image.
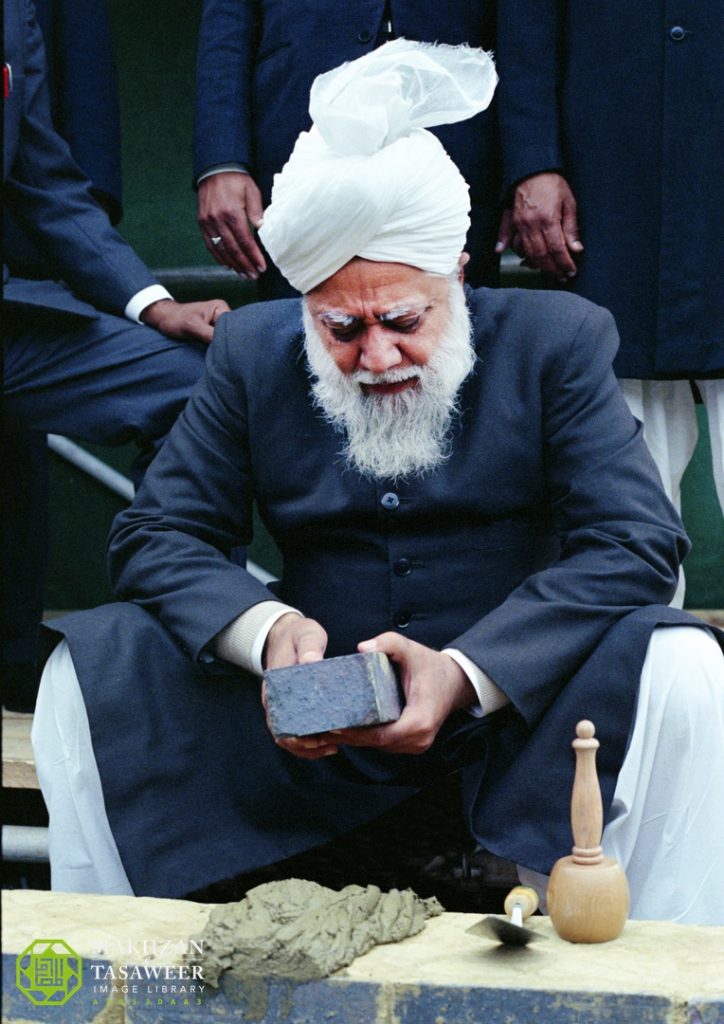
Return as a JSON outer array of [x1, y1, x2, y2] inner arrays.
[[193, 0, 500, 297], [3, 0, 125, 712], [35, 0, 122, 219], [2, 0, 230, 710], [11, 0, 123, 229], [495, 1, 724, 604]]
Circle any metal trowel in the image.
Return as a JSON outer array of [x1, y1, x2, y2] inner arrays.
[[466, 885, 545, 946]]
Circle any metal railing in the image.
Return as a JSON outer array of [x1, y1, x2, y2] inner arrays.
[[46, 435, 276, 585]]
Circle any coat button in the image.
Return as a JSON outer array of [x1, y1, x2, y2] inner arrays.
[[357, 29, 372, 43], [669, 25, 686, 40], [380, 492, 399, 510], [393, 610, 411, 628], [393, 558, 412, 576]]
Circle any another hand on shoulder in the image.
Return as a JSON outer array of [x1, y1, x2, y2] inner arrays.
[[197, 171, 267, 279], [140, 298, 230, 345], [496, 171, 582, 282]]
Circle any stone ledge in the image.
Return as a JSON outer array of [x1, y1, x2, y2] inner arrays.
[[3, 891, 723, 1023], [2, 711, 38, 790]]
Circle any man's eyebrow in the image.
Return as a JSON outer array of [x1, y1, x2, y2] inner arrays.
[[317, 304, 432, 326], [317, 310, 359, 327], [378, 304, 431, 322]]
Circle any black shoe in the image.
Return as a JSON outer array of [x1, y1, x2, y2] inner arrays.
[[423, 845, 517, 884], [2, 661, 38, 713]]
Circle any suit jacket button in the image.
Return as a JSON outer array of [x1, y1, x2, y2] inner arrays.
[[394, 558, 412, 576], [393, 610, 411, 628], [380, 492, 399, 510], [669, 25, 686, 40], [357, 28, 372, 43]]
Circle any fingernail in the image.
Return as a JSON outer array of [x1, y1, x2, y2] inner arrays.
[[256, 265, 265, 274], [495, 242, 504, 253], [566, 271, 577, 279], [237, 272, 248, 280]]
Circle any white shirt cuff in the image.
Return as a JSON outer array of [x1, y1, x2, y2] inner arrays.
[[125, 285, 174, 324], [442, 648, 510, 718], [196, 163, 250, 185], [211, 601, 302, 675]]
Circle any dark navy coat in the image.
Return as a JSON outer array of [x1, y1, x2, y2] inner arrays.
[[45, 288, 716, 898], [4, 0, 124, 279], [193, 0, 500, 286], [33, 0, 122, 219], [3, 0, 155, 321], [2, 2, 208, 712], [496, 1, 724, 379]]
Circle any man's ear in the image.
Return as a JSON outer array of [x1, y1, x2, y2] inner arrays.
[[457, 251, 470, 284]]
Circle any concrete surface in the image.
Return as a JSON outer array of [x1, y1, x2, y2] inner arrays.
[[2, 712, 38, 789], [3, 890, 723, 1023]]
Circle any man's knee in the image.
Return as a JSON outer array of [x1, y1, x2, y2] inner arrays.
[[643, 625, 724, 729], [32, 640, 85, 784]]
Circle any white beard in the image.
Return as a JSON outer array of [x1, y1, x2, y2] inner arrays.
[[303, 283, 476, 481]]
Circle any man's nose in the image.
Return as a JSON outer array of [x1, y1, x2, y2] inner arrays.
[[358, 328, 403, 374]]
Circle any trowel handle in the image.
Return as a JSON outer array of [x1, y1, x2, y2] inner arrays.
[[504, 885, 539, 922]]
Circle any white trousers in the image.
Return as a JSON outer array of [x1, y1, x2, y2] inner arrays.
[[34, 627, 724, 922], [32, 642, 134, 896], [621, 378, 724, 608], [517, 625, 724, 923]]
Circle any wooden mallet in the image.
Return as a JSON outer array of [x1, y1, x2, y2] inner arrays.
[[547, 720, 629, 943]]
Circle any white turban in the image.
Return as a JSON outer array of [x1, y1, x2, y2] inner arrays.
[[258, 39, 497, 294]]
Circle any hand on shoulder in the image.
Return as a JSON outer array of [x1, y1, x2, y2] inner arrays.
[[140, 297, 231, 344]]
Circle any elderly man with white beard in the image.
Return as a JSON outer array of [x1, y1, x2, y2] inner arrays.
[[33, 41, 724, 921]]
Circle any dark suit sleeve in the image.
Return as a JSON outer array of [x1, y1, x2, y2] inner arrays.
[[108, 312, 276, 660], [51, 0, 123, 221], [5, 0, 155, 313], [452, 304, 689, 727], [193, 0, 258, 180], [496, 0, 565, 193]]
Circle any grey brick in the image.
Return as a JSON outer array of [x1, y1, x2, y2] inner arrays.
[[263, 652, 402, 737]]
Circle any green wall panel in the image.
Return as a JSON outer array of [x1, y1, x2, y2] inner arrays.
[[108, 0, 208, 269], [680, 408, 724, 607], [47, 444, 282, 610]]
